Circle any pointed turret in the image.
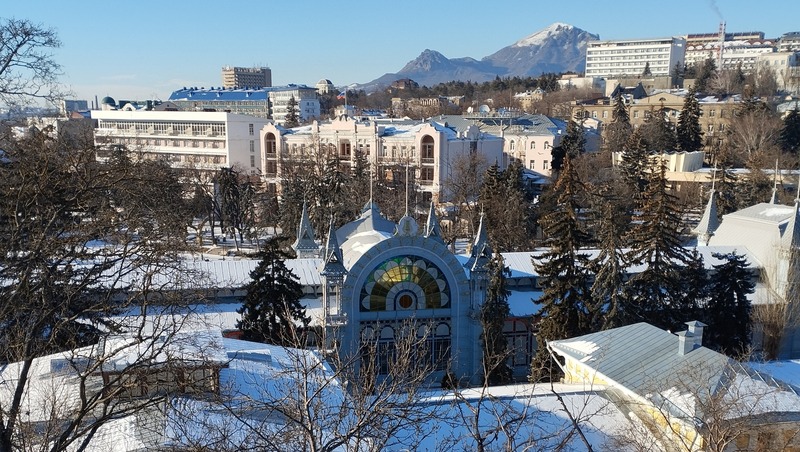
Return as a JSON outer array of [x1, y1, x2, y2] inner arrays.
[[465, 212, 492, 272], [319, 217, 347, 329], [320, 217, 346, 278], [424, 201, 444, 244], [780, 186, 800, 251], [770, 160, 779, 204], [292, 201, 320, 258], [693, 189, 719, 246]]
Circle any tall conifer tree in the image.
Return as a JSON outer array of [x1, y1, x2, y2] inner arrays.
[[677, 86, 704, 153], [619, 128, 649, 194], [237, 237, 309, 346], [604, 91, 632, 153], [705, 252, 754, 356], [551, 112, 586, 173], [640, 105, 677, 152], [589, 188, 630, 330], [284, 95, 300, 128], [623, 160, 691, 331], [481, 254, 512, 386], [530, 156, 592, 381]]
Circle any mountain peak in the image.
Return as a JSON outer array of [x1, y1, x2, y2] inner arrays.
[[399, 49, 453, 72], [513, 22, 576, 47]]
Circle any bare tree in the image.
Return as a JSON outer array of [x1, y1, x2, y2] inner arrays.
[[0, 128, 214, 451], [0, 18, 65, 109], [441, 151, 489, 247], [726, 108, 782, 161], [168, 318, 444, 451], [609, 359, 800, 452]]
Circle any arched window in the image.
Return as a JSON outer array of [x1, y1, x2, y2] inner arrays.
[[360, 255, 451, 312], [421, 135, 435, 160], [509, 140, 515, 151], [530, 142, 535, 150], [265, 133, 277, 154], [544, 141, 550, 150]]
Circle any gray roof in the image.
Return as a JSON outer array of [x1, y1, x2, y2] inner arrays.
[[549, 322, 800, 421], [550, 323, 729, 396]]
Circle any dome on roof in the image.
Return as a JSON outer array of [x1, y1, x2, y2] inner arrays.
[[101, 96, 115, 106], [317, 79, 333, 85]]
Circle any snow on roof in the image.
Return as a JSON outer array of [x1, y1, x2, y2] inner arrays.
[[412, 382, 638, 450], [550, 323, 800, 422], [728, 202, 795, 223], [550, 323, 731, 406]]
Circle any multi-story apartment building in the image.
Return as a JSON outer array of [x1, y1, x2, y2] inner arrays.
[[584, 37, 686, 79], [259, 115, 504, 202], [221, 66, 272, 89], [167, 86, 320, 125], [778, 31, 800, 52], [91, 110, 269, 174], [435, 113, 571, 177], [573, 88, 741, 152]]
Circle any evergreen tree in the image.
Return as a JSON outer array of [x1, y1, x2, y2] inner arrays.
[[704, 252, 754, 356], [678, 249, 708, 321], [619, 128, 649, 194], [642, 61, 652, 76], [604, 91, 632, 153], [623, 160, 691, 331], [551, 111, 586, 173], [284, 95, 300, 128], [237, 237, 310, 346], [479, 161, 532, 252], [676, 86, 704, 153], [640, 105, 677, 152], [216, 167, 257, 248], [780, 108, 800, 155], [344, 149, 371, 217], [530, 156, 592, 381], [481, 254, 512, 386], [589, 188, 630, 330], [695, 58, 717, 93]]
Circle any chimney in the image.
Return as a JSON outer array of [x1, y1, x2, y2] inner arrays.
[[685, 320, 707, 348], [677, 331, 695, 356]]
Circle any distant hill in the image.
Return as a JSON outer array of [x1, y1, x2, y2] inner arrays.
[[356, 23, 599, 91]]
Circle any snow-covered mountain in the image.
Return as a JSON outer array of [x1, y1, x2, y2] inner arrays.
[[357, 23, 599, 91], [483, 23, 598, 77]]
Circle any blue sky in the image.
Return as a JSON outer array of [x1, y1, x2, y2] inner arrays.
[[6, 0, 799, 103]]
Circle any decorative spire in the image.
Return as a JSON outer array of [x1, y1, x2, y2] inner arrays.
[[783, 173, 800, 251], [693, 188, 719, 246], [770, 159, 779, 204], [320, 216, 346, 278], [292, 201, 320, 258], [465, 212, 492, 272], [780, 198, 800, 251], [424, 201, 444, 243]]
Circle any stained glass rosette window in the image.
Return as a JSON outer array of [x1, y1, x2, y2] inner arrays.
[[360, 256, 451, 311]]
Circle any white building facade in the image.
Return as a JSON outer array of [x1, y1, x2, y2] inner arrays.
[[585, 37, 686, 79], [259, 115, 504, 202], [91, 110, 269, 173]]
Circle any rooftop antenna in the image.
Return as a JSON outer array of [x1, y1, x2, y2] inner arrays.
[[369, 162, 374, 206]]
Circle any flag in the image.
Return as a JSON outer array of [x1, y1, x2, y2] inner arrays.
[[337, 91, 346, 100]]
